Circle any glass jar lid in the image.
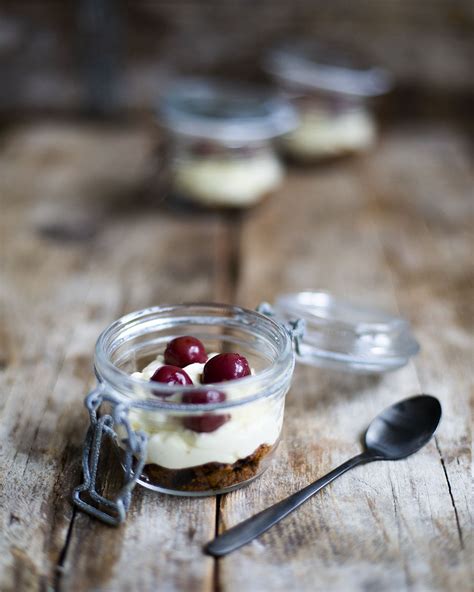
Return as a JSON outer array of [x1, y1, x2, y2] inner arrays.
[[272, 291, 419, 373], [158, 77, 298, 143], [263, 41, 392, 97]]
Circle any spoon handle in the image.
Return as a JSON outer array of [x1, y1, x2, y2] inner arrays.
[[205, 451, 372, 557]]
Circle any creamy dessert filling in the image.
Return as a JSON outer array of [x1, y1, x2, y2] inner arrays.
[[282, 107, 376, 159], [131, 399, 283, 469], [173, 153, 283, 206], [131, 354, 216, 383], [127, 349, 282, 470]]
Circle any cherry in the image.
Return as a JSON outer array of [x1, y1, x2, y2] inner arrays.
[[183, 414, 229, 433], [182, 390, 226, 405], [164, 336, 207, 368], [150, 365, 193, 387], [202, 353, 251, 384], [182, 389, 229, 433]]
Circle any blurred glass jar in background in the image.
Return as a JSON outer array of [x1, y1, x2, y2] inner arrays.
[[157, 78, 297, 208], [263, 42, 392, 163]]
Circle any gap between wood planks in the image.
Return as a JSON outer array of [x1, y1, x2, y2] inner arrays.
[[54, 508, 77, 591], [212, 210, 243, 592], [434, 437, 464, 549], [52, 210, 244, 592], [213, 496, 223, 592]]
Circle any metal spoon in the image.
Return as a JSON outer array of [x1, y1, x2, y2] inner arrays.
[[205, 394, 441, 557]]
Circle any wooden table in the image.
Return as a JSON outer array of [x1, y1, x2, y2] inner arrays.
[[0, 119, 472, 591]]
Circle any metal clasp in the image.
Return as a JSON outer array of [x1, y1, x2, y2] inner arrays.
[[256, 302, 305, 356], [72, 387, 147, 526]]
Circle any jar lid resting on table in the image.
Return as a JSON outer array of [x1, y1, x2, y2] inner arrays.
[[267, 290, 419, 373]]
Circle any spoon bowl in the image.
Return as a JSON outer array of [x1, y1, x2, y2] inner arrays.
[[365, 395, 442, 460]]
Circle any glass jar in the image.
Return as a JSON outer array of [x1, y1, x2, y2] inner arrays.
[[85, 304, 294, 501], [157, 78, 297, 208], [73, 293, 418, 525], [263, 42, 392, 162]]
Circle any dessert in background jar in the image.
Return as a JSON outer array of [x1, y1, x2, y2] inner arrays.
[[263, 42, 391, 162], [157, 78, 297, 207]]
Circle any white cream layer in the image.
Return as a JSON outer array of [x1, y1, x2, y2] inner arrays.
[[130, 354, 217, 384], [128, 355, 282, 469], [282, 108, 376, 159], [173, 153, 283, 207]]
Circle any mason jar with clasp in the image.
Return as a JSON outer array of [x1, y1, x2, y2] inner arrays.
[[73, 293, 418, 525]]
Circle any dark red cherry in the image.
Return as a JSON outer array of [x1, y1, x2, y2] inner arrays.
[[183, 414, 229, 433], [164, 336, 207, 367], [182, 390, 226, 405], [150, 365, 193, 386], [202, 353, 251, 384], [182, 389, 229, 433]]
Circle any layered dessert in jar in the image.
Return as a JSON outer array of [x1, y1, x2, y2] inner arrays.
[[158, 78, 297, 208], [87, 304, 295, 498], [127, 335, 284, 494], [173, 141, 283, 207], [73, 301, 420, 525], [263, 42, 391, 163], [279, 95, 376, 161]]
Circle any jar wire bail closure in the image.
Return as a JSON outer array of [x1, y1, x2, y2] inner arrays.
[[72, 387, 148, 526], [256, 302, 306, 356]]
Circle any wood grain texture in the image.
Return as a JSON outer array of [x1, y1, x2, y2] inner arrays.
[[219, 124, 473, 591], [0, 120, 472, 591], [0, 123, 230, 591]]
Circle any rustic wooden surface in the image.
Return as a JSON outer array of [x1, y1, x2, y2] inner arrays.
[[0, 119, 472, 591]]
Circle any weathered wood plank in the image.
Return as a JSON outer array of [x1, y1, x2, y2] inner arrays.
[[362, 126, 473, 576], [0, 123, 227, 591], [218, 125, 472, 591], [1, 121, 471, 592]]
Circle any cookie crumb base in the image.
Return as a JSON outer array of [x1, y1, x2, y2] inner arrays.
[[141, 443, 275, 492]]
